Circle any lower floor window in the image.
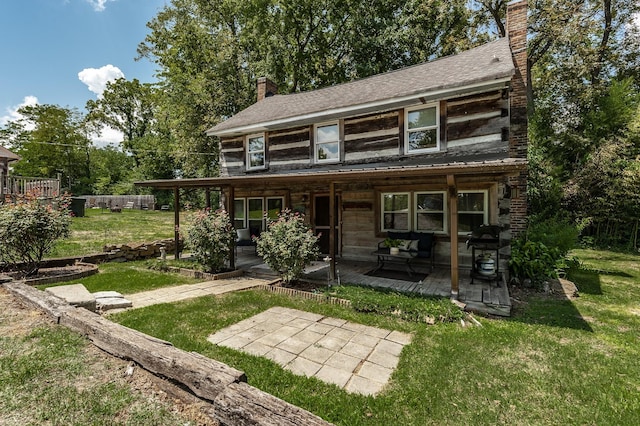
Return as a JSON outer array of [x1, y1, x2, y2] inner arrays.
[[381, 190, 488, 234], [234, 197, 284, 235]]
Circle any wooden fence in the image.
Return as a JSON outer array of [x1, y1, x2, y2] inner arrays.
[[0, 173, 60, 198]]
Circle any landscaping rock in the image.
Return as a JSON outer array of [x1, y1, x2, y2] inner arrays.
[[45, 284, 96, 312]]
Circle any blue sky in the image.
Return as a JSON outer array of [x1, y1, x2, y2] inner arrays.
[[0, 0, 167, 144]]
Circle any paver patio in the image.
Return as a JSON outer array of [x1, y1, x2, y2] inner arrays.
[[208, 306, 412, 395]]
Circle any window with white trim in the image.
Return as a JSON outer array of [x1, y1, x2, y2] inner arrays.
[[314, 122, 340, 163], [405, 105, 439, 153], [233, 198, 246, 229], [246, 134, 266, 170], [380, 190, 488, 235], [457, 190, 488, 234], [235, 196, 284, 234], [415, 192, 446, 233], [381, 193, 410, 231]]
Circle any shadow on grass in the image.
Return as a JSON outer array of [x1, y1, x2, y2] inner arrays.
[[567, 267, 603, 295], [509, 269, 599, 332]]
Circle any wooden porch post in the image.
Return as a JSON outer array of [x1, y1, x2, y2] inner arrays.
[[329, 182, 336, 280], [228, 186, 236, 270], [205, 188, 211, 209], [174, 186, 180, 260], [447, 175, 459, 298]]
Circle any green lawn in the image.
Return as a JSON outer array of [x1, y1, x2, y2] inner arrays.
[[110, 249, 640, 425], [38, 260, 203, 294], [49, 208, 179, 258]]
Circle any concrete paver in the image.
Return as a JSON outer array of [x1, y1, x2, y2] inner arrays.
[[208, 306, 413, 396]]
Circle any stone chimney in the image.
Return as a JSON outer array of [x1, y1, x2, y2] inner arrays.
[[257, 77, 278, 102], [507, 0, 528, 237]]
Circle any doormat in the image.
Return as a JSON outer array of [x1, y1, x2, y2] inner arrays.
[[364, 268, 428, 283]]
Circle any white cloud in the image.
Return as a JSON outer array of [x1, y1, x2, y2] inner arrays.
[[92, 125, 124, 148], [85, 0, 116, 12], [78, 65, 124, 97], [0, 96, 39, 128]]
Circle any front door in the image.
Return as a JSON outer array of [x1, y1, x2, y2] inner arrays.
[[313, 195, 340, 256]]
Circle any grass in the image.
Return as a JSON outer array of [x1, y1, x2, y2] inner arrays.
[[49, 208, 179, 258], [0, 325, 188, 425], [38, 260, 203, 294], [109, 248, 640, 425]]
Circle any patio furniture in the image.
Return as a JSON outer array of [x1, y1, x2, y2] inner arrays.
[[124, 201, 135, 209], [378, 231, 436, 270], [235, 228, 259, 254], [371, 249, 418, 277]]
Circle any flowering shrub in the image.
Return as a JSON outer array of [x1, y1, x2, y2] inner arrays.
[[186, 209, 236, 273], [0, 192, 72, 277], [255, 209, 320, 284]]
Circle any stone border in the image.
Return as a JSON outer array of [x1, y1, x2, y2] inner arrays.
[[164, 266, 244, 280], [256, 284, 352, 307], [8, 262, 99, 286]]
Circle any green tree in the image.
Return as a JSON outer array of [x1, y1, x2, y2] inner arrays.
[[1, 104, 93, 194]]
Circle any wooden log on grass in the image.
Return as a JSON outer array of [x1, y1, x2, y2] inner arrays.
[[58, 307, 247, 400]]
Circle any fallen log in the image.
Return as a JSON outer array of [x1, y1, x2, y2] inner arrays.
[[59, 307, 246, 401]]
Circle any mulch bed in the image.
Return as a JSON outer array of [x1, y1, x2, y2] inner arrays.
[[4, 263, 98, 285]]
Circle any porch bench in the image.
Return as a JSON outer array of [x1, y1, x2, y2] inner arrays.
[[378, 231, 436, 270], [235, 227, 260, 254]]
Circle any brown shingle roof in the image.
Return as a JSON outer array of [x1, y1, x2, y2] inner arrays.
[[209, 38, 515, 136], [0, 145, 20, 161]]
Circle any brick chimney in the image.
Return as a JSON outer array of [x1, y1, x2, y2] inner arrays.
[[507, 0, 528, 237], [257, 77, 278, 102], [507, 0, 527, 159]]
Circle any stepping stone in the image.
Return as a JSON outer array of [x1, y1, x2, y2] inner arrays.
[[93, 291, 133, 311], [46, 284, 96, 312]]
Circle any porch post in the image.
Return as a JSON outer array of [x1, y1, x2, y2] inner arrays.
[[174, 186, 180, 260], [205, 188, 211, 209], [329, 181, 336, 280], [228, 186, 236, 270], [447, 175, 459, 297]]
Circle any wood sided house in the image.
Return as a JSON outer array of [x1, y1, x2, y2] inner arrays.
[[138, 0, 529, 298], [1, 145, 61, 199]]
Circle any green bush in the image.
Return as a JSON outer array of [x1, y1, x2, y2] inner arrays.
[[509, 239, 561, 288], [526, 215, 580, 257], [185, 209, 236, 273], [0, 192, 72, 277], [255, 209, 320, 284]]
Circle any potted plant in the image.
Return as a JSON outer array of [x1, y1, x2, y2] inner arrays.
[[384, 237, 402, 255]]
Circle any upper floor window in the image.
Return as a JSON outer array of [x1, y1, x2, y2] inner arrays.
[[246, 134, 266, 170], [314, 122, 340, 164], [405, 105, 439, 154]]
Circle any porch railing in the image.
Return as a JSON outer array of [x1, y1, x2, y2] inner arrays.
[[0, 172, 61, 198]]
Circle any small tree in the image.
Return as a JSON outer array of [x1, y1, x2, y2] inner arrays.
[[0, 192, 72, 277], [186, 208, 236, 273], [255, 209, 320, 284]]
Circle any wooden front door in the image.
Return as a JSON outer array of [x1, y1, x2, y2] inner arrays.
[[314, 195, 340, 256]]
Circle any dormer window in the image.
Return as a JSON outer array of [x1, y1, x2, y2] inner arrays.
[[405, 104, 439, 154], [314, 122, 340, 164], [246, 133, 266, 170]]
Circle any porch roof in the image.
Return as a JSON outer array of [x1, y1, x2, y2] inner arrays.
[[135, 156, 526, 190], [0, 145, 20, 162], [208, 38, 515, 137]]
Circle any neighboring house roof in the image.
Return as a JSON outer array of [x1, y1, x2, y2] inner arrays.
[[208, 37, 515, 137], [0, 145, 20, 162]]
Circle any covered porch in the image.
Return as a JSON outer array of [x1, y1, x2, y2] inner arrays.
[[234, 250, 511, 317]]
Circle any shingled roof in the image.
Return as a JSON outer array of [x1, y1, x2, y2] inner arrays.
[[208, 37, 515, 137], [0, 145, 20, 162]]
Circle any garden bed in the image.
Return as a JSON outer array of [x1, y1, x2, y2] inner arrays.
[[4, 262, 98, 286]]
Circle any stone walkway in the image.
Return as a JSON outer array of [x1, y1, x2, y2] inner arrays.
[[208, 306, 412, 396], [126, 277, 271, 309]]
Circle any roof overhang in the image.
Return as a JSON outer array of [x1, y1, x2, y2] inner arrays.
[[207, 78, 512, 138], [135, 158, 527, 190]]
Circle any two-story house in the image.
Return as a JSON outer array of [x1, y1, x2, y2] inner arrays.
[[140, 0, 528, 296]]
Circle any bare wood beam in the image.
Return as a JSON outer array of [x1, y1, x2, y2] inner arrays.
[[329, 182, 336, 280], [174, 187, 180, 260], [447, 175, 459, 297], [228, 186, 235, 270]]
